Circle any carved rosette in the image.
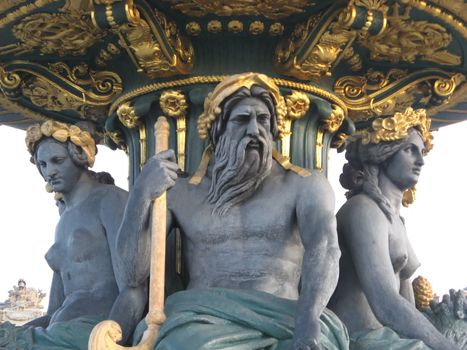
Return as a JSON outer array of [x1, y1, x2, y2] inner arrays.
[[322, 105, 345, 134], [160, 90, 188, 170], [117, 103, 139, 128], [281, 91, 310, 158]]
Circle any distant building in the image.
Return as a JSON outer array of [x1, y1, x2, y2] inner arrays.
[[0, 279, 46, 325]]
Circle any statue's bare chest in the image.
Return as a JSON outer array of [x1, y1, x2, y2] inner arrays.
[[169, 180, 298, 246]]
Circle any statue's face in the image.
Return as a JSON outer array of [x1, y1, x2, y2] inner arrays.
[[383, 131, 425, 190], [36, 138, 83, 194], [224, 97, 272, 167]]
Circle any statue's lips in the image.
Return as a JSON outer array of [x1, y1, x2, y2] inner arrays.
[[246, 140, 260, 149]]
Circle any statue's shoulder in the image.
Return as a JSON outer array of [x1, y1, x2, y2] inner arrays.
[[337, 194, 388, 234], [93, 183, 129, 205]]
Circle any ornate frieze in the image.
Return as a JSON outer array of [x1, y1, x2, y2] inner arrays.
[[160, 0, 314, 20]]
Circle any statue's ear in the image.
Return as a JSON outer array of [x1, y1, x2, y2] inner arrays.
[[67, 143, 89, 168]]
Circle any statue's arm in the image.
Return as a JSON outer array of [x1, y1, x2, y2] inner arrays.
[[25, 271, 64, 327], [400, 278, 415, 304], [115, 150, 178, 287], [293, 173, 340, 350], [345, 200, 459, 350]]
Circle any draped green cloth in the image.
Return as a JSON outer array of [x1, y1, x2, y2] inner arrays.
[[144, 288, 350, 350], [0, 316, 102, 350], [350, 327, 432, 350]]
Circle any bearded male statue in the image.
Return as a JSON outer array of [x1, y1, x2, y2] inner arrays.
[[116, 73, 349, 350]]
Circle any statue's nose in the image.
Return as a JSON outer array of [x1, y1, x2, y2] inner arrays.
[[246, 117, 259, 137]]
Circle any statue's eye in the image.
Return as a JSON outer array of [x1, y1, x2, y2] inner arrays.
[[39, 161, 46, 168], [257, 114, 269, 123]]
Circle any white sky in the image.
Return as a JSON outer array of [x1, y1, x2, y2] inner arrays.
[[0, 121, 465, 309]]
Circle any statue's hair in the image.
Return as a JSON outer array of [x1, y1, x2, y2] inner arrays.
[[209, 85, 279, 147], [340, 128, 421, 221], [32, 121, 100, 175]]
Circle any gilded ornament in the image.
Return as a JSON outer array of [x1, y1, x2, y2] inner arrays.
[[275, 10, 355, 81], [0, 91, 49, 122], [0, 0, 58, 29], [160, 90, 188, 118], [26, 120, 97, 166], [161, 0, 313, 20], [358, 3, 461, 65], [356, 107, 433, 152], [281, 90, 309, 158], [109, 75, 347, 117], [0, 66, 21, 91], [249, 21, 264, 35], [285, 91, 310, 120], [96, 43, 121, 67], [322, 105, 345, 133], [402, 187, 416, 207], [117, 103, 139, 128], [412, 276, 434, 311], [1, 61, 122, 114], [433, 73, 466, 97], [22, 77, 84, 112], [12, 12, 106, 56], [404, 0, 467, 39], [228, 20, 243, 34], [207, 20, 222, 33], [186, 22, 201, 36], [269, 23, 284, 36], [117, 9, 194, 78], [160, 90, 188, 170], [198, 73, 287, 141]]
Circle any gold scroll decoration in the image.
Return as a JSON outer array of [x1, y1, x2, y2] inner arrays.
[[275, 9, 357, 82], [161, 0, 313, 20], [281, 90, 310, 158], [334, 68, 466, 122], [358, 2, 461, 66], [159, 90, 188, 171], [4, 11, 106, 57], [0, 61, 122, 118]]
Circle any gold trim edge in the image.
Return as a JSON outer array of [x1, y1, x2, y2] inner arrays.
[[109, 75, 348, 116]]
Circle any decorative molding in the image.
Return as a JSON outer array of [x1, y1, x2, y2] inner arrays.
[[275, 9, 357, 82], [0, 0, 59, 29], [110, 75, 348, 116], [161, 0, 313, 20]]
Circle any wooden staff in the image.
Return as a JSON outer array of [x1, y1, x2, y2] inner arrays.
[[88, 117, 170, 350]]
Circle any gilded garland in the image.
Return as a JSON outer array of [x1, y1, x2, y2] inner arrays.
[[355, 107, 433, 152], [26, 120, 97, 167]]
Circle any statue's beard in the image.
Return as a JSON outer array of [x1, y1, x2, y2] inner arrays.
[[207, 133, 272, 216]]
